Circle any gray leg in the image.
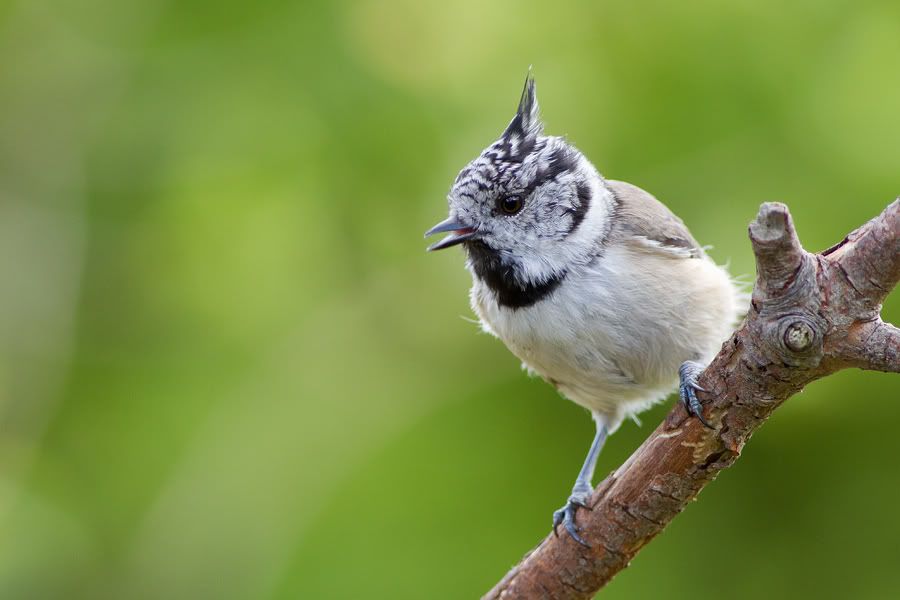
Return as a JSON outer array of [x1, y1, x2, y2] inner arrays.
[[679, 360, 713, 428], [552, 424, 608, 547]]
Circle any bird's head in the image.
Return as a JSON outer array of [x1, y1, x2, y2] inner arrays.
[[425, 73, 614, 290]]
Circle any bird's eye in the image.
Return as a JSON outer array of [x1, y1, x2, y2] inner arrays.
[[498, 195, 524, 215]]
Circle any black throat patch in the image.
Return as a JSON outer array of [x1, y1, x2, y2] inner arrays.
[[465, 240, 566, 309]]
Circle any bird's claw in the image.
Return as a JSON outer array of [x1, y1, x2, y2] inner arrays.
[[552, 489, 592, 548], [679, 361, 714, 429]]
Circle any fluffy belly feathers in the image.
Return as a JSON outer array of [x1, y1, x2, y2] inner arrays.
[[470, 245, 741, 429]]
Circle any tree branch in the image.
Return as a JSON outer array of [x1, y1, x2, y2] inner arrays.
[[843, 319, 900, 374], [824, 199, 900, 308], [485, 199, 899, 599]]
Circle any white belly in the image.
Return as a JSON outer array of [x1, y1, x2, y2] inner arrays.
[[470, 244, 741, 431]]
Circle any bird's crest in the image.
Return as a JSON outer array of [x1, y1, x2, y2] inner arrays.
[[502, 69, 543, 143]]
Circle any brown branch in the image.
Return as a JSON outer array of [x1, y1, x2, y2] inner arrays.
[[485, 199, 900, 599], [824, 199, 900, 307], [843, 319, 900, 374]]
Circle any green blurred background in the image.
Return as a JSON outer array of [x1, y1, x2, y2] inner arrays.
[[1, 0, 899, 598]]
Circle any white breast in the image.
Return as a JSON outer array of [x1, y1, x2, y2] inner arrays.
[[470, 243, 740, 432]]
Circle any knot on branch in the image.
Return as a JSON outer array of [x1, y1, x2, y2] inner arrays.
[[773, 315, 823, 368], [783, 319, 815, 352], [746, 203, 828, 369]]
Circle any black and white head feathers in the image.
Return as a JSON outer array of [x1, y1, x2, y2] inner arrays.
[[500, 73, 543, 158], [436, 73, 616, 306]]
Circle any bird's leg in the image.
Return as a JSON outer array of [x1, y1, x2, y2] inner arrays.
[[679, 360, 713, 428], [552, 424, 607, 547]]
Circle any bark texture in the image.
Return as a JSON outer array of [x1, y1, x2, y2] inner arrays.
[[485, 200, 900, 599]]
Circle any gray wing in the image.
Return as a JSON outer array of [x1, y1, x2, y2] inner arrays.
[[605, 179, 703, 259]]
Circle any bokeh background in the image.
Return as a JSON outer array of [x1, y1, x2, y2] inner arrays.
[[1, 0, 899, 598]]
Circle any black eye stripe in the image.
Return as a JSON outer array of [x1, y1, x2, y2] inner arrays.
[[566, 181, 592, 235]]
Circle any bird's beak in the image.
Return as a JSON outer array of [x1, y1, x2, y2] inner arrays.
[[424, 216, 477, 251]]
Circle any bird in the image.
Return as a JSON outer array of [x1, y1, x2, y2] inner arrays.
[[424, 72, 744, 547]]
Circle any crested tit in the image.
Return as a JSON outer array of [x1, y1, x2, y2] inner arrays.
[[426, 73, 743, 546]]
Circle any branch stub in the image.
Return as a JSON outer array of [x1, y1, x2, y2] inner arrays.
[[784, 320, 815, 352]]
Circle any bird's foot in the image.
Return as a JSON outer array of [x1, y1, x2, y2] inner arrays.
[[552, 480, 593, 547], [679, 360, 713, 429]]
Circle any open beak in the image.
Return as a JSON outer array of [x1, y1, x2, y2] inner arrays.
[[424, 217, 477, 251]]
